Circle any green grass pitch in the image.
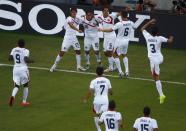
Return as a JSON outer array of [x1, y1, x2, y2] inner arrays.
[[0, 31, 186, 131]]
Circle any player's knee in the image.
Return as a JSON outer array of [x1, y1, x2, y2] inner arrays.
[[59, 51, 65, 57], [75, 50, 81, 54], [15, 84, 20, 88], [23, 82, 29, 87]]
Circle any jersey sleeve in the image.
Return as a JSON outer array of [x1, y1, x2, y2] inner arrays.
[[90, 80, 94, 90], [95, 15, 102, 23], [10, 48, 14, 55], [112, 22, 122, 31], [110, 13, 117, 19], [116, 112, 122, 121], [142, 30, 151, 40], [131, 21, 136, 29], [24, 49, 30, 57], [67, 17, 74, 24], [133, 119, 139, 128], [152, 119, 158, 128], [106, 79, 112, 89], [159, 36, 168, 43]]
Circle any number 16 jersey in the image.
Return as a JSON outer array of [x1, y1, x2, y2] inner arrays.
[[90, 77, 112, 104]]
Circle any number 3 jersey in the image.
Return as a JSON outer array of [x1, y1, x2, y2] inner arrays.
[[99, 110, 122, 131], [10, 47, 29, 68], [142, 30, 168, 58], [90, 77, 112, 104], [133, 117, 158, 131]]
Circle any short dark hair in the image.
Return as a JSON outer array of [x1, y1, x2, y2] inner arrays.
[[121, 10, 128, 18], [109, 100, 116, 110], [70, 7, 77, 12], [143, 106, 151, 116], [17, 39, 25, 47], [151, 26, 159, 36], [102, 6, 109, 11], [96, 66, 104, 76], [85, 9, 94, 14]]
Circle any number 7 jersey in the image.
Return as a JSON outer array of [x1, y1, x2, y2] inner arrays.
[[90, 77, 112, 104], [10, 47, 29, 68]]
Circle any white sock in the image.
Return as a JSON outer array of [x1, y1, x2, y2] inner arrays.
[[23, 87, 29, 103], [52, 55, 62, 69], [108, 57, 114, 70], [85, 54, 90, 65], [76, 54, 81, 68], [95, 53, 101, 63], [155, 80, 164, 96], [123, 57, 129, 73], [94, 117, 101, 131], [12, 87, 19, 97], [114, 58, 123, 73]]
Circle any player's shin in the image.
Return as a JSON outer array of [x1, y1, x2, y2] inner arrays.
[[94, 117, 102, 131], [108, 57, 114, 70], [23, 87, 29, 103], [85, 53, 90, 65], [123, 57, 129, 74], [76, 54, 81, 68], [155, 80, 164, 96], [114, 58, 123, 74], [12, 87, 19, 97]]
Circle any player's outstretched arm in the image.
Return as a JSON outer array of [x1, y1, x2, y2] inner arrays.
[[167, 36, 174, 44], [69, 23, 83, 33], [8, 55, 13, 61], [98, 28, 113, 32], [24, 57, 34, 63], [141, 18, 156, 32]]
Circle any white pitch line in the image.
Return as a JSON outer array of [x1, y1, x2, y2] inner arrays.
[[0, 63, 186, 86]]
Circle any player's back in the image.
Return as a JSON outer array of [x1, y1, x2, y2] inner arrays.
[[100, 111, 122, 131], [116, 20, 135, 39], [133, 117, 158, 131], [90, 77, 111, 104], [10, 47, 29, 68], [142, 30, 168, 58]]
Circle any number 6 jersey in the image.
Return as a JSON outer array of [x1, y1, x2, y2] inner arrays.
[[90, 77, 112, 104], [10, 47, 29, 68]]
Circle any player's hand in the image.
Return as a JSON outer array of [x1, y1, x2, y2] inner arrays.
[[150, 18, 156, 24], [78, 30, 83, 33]]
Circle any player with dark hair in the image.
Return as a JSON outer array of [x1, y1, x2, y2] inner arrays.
[[99, 100, 123, 131], [141, 18, 174, 104], [84, 66, 113, 131], [82, 9, 101, 69], [99, 10, 136, 78], [50, 7, 86, 72], [133, 106, 159, 131], [9, 39, 34, 106], [96, 7, 120, 73]]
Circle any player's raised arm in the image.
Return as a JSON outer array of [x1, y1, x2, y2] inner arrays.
[[98, 28, 113, 32], [141, 18, 156, 32]]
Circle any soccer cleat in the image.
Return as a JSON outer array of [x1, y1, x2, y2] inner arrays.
[[119, 72, 124, 78], [125, 72, 129, 78], [77, 66, 87, 71], [160, 95, 166, 104], [9, 96, 15, 106], [104, 68, 113, 73], [85, 64, 90, 70], [50, 65, 56, 72], [21, 102, 30, 106]]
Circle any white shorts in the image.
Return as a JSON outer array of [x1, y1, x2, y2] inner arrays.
[[93, 103, 108, 114], [103, 37, 116, 52], [13, 67, 29, 86], [84, 37, 99, 51], [61, 36, 80, 52], [149, 55, 163, 75], [114, 38, 129, 55]]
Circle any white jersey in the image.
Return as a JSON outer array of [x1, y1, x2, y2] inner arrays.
[[112, 20, 135, 40], [97, 14, 117, 38], [99, 111, 122, 131], [10, 47, 29, 68], [90, 77, 112, 104], [63, 16, 82, 38], [133, 117, 158, 131], [142, 30, 168, 58], [82, 16, 99, 38]]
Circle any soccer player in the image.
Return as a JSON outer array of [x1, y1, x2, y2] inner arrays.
[[99, 10, 136, 78], [9, 39, 34, 106], [96, 7, 119, 72], [82, 10, 101, 69], [50, 7, 86, 72], [99, 100, 123, 131], [141, 18, 174, 104], [84, 66, 113, 131], [133, 106, 158, 131]]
